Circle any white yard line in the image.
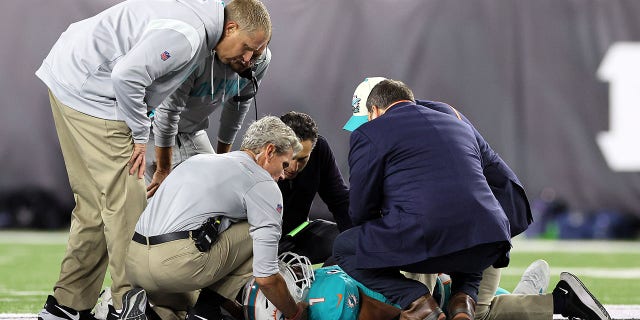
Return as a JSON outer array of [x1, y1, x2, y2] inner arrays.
[[511, 237, 640, 254], [0, 231, 68, 244], [500, 267, 640, 279], [1, 232, 639, 252], [3, 306, 640, 320], [0, 291, 50, 296]]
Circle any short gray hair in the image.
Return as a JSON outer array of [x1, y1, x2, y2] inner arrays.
[[241, 116, 302, 155], [225, 0, 272, 39]]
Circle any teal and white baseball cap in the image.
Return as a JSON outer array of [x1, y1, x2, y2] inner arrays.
[[343, 77, 387, 132]]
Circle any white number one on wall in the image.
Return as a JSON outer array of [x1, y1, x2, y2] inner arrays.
[[596, 42, 640, 171]]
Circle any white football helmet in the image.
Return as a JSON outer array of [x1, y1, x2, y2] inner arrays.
[[243, 252, 315, 320]]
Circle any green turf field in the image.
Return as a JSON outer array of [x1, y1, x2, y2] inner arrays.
[[0, 232, 113, 313], [1, 231, 639, 313]]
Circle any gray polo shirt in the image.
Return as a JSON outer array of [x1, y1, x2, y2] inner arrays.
[[135, 151, 283, 277]]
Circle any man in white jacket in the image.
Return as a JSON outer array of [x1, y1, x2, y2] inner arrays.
[[145, 45, 272, 197], [35, 0, 271, 319]]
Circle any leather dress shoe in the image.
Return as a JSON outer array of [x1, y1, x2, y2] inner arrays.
[[447, 292, 476, 320], [399, 294, 445, 320]]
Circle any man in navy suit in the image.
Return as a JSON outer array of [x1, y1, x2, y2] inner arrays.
[[335, 78, 512, 320], [407, 94, 610, 320]]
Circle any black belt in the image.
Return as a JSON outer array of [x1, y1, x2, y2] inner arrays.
[[132, 231, 192, 245]]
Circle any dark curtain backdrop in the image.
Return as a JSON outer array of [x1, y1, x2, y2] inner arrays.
[[2, 0, 640, 219]]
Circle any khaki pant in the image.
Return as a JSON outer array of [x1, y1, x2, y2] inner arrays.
[[403, 272, 437, 295], [475, 267, 553, 320], [126, 221, 254, 319], [49, 91, 147, 310]]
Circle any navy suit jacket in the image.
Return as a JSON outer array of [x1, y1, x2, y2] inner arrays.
[[348, 101, 511, 268], [416, 100, 532, 237]]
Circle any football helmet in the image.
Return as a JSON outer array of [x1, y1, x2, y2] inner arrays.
[[243, 252, 314, 320]]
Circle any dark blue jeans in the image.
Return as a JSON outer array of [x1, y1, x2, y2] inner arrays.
[[333, 226, 507, 309]]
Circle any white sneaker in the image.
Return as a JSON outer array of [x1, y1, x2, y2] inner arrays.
[[512, 259, 550, 294], [93, 288, 112, 320]]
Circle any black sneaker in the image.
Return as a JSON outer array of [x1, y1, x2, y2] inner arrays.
[[105, 305, 121, 320], [38, 295, 98, 320], [186, 288, 223, 320], [553, 272, 611, 320], [120, 288, 148, 320]]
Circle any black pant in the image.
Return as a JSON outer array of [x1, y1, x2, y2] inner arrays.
[[333, 226, 508, 309]]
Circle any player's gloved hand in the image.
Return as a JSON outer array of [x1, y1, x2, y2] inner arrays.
[[128, 143, 146, 179]]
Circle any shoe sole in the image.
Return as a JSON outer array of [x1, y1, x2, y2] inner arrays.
[[37, 310, 67, 320], [38, 305, 80, 320], [560, 272, 611, 320], [121, 288, 148, 320]]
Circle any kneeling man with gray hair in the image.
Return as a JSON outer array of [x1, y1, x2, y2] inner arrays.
[[122, 116, 305, 320]]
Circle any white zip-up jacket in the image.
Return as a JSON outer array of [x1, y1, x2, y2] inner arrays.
[[35, 0, 225, 144], [152, 48, 271, 147]]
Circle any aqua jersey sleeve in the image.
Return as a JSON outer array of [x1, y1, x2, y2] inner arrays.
[[307, 266, 361, 320]]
